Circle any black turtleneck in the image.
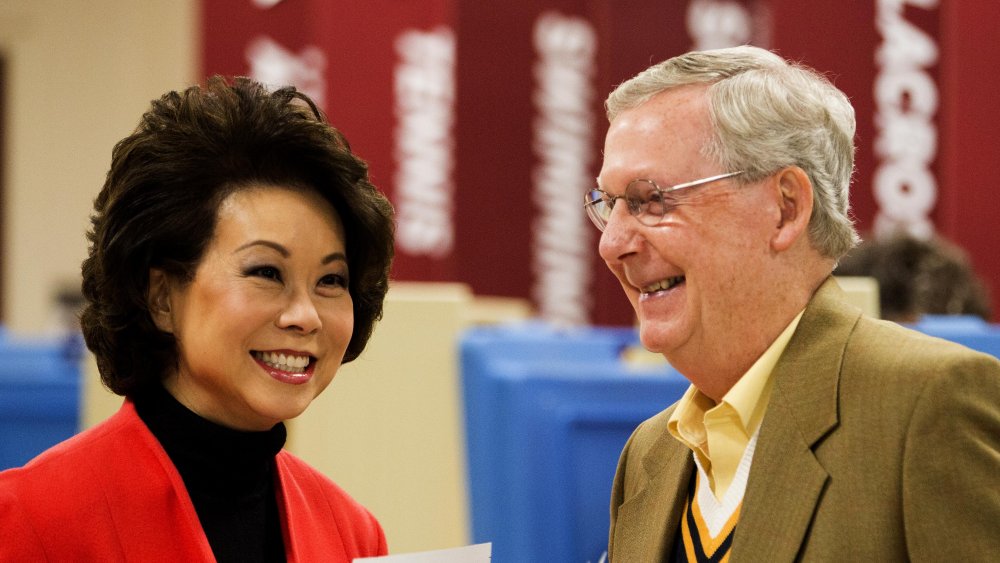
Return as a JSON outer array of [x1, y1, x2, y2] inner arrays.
[[134, 385, 287, 563]]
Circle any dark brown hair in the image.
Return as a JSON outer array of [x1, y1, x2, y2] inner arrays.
[[836, 233, 991, 322], [80, 76, 395, 395]]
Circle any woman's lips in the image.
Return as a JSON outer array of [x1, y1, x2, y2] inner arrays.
[[251, 351, 316, 385]]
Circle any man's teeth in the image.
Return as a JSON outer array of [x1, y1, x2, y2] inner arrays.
[[255, 351, 311, 372], [641, 276, 685, 294]]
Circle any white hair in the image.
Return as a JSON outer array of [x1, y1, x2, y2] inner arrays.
[[606, 45, 859, 259]]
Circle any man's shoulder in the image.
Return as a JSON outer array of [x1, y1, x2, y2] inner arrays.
[[847, 315, 1000, 374], [793, 308, 1000, 423], [799, 283, 999, 378]]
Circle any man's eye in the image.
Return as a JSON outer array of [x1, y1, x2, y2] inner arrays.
[[644, 191, 667, 214]]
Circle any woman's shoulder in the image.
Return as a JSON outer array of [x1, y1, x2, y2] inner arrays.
[[1, 399, 142, 481], [0, 400, 218, 561], [0, 398, 176, 526], [0, 401, 147, 545]]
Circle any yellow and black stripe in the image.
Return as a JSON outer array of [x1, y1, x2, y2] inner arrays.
[[671, 473, 740, 562]]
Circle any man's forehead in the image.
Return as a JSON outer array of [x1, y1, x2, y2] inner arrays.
[[615, 86, 711, 131], [598, 87, 714, 188]]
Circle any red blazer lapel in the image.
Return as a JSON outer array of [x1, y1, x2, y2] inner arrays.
[[275, 452, 386, 562]]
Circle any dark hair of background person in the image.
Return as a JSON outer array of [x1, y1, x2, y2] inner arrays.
[[80, 76, 395, 396], [835, 233, 992, 322]]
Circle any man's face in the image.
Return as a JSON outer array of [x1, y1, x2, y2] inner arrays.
[[597, 85, 777, 368]]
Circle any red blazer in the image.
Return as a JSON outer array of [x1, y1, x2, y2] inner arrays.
[[0, 400, 387, 562]]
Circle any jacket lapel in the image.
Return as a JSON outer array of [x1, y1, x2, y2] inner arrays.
[[103, 401, 216, 560], [731, 278, 859, 561], [613, 424, 694, 563]]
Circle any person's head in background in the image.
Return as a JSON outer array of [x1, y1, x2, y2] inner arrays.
[[835, 233, 992, 323], [80, 76, 395, 429]]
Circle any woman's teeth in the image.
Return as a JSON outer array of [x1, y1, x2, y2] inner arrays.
[[254, 351, 311, 372], [641, 276, 685, 294]]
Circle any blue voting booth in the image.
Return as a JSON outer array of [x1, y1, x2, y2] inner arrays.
[[461, 323, 690, 563], [0, 328, 82, 471]]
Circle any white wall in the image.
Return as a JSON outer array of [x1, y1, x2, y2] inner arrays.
[[0, 0, 197, 333]]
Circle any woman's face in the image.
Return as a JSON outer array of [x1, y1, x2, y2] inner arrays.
[[150, 185, 354, 431]]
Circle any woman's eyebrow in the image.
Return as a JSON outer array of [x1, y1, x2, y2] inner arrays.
[[236, 240, 346, 266], [235, 240, 290, 257], [322, 252, 347, 265]]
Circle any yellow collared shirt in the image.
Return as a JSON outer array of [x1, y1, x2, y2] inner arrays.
[[667, 311, 804, 499]]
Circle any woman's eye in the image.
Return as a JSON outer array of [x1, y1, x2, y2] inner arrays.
[[248, 266, 282, 281], [319, 273, 348, 288]]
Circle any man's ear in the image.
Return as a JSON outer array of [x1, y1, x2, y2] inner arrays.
[[771, 166, 814, 252], [147, 268, 174, 333]]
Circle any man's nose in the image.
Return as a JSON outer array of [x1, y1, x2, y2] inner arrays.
[[598, 202, 639, 264]]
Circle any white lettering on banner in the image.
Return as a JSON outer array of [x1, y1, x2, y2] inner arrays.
[[531, 12, 596, 326], [250, 0, 283, 9], [393, 27, 456, 258], [687, 0, 752, 50], [873, 0, 940, 239], [245, 36, 326, 108]]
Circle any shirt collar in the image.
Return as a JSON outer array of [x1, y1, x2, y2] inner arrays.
[[668, 310, 805, 449]]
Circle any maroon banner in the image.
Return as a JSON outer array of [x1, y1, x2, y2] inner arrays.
[[936, 1, 1000, 319], [767, 0, 999, 319], [202, 0, 458, 284], [201, 1, 999, 325]]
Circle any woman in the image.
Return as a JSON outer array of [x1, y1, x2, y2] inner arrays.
[[0, 77, 395, 561]]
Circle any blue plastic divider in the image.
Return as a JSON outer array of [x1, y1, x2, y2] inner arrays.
[[0, 329, 82, 471], [461, 322, 689, 563], [908, 315, 1000, 358]]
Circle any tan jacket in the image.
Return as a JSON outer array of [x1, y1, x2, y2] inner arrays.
[[609, 277, 1000, 562]]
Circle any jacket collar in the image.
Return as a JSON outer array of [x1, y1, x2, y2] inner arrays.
[[730, 277, 860, 560]]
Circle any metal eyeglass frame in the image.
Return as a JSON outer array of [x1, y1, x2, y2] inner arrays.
[[583, 171, 744, 232]]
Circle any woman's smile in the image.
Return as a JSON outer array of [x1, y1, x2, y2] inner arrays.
[[252, 350, 317, 385]]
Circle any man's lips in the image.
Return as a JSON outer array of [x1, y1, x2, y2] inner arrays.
[[639, 275, 686, 295]]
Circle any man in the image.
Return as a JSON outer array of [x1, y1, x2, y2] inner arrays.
[[586, 46, 1000, 561]]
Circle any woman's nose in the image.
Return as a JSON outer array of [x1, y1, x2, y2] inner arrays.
[[277, 289, 322, 334]]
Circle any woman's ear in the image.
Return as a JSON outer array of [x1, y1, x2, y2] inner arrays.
[[771, 165, 814, 252], [147, 268, 174, 333]]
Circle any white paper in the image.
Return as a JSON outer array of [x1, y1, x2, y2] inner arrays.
[[354, 542, 491, 563]]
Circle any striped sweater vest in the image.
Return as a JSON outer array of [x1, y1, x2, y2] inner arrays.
[[670, 431, 759, 562]]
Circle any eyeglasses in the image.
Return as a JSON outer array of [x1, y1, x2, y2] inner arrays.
[[583, 171, 743, 231]]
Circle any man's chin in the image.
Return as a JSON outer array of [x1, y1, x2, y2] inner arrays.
[[637, 322, 679, 357]]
